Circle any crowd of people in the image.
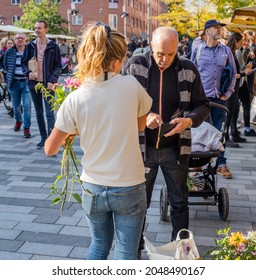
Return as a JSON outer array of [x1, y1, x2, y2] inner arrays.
[[0, 18, 256, 260], [0, 20, 77, 148]]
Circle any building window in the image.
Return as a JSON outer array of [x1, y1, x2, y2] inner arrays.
[[34, 0, 41, 3], [109, 0, 118, 9], [72, 15, 82, 25], [12, 15, 20, 24], [11, 0, 20, 4], [72, 0, 82, 3], [109, 14, 118, 30]]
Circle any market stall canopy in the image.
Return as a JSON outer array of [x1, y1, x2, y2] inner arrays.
[[222, 17, 256, 33], [231, 5, 256, 26], [0, 25, 34, 35]]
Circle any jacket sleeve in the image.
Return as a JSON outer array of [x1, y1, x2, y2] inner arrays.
[[225, 47, 237, 99], [21, 44, 31, 77], [186, 64, 210, 127], [48, 44, 62, 83]]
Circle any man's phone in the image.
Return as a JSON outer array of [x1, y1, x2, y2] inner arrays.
[[159, 109, 184, 137]]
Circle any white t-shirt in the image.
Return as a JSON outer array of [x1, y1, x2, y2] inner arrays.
[[55, 73, 152, 187]]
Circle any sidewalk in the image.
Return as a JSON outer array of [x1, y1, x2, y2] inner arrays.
[[0, 91, 256, 259]]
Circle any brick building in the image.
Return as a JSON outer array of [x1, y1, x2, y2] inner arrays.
[[0, 0, 168, 41]]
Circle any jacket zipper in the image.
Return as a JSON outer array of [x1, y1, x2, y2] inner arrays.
[[156, 69, 163, 149]]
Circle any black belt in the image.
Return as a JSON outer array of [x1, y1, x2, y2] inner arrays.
[[13, 78, 27, 82]]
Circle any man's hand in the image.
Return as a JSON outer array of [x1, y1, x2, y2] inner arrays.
[[146, 113, 162, 129], [47, 82, 54, 91], [163, 118, 192, 137], [29, 72, 36, 80]]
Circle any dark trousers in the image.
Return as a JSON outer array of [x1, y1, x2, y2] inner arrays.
[[227, 84, 239, 137], [139, 146, 189, 249], [29, 87, 55, 141], [233, 81, 251, 131]]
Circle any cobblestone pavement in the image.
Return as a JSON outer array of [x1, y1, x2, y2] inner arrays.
[[0, 84, 256, 260]]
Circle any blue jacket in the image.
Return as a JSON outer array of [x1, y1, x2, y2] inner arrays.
[[3, 46, 27, 88], [22, 38, 62, 89]]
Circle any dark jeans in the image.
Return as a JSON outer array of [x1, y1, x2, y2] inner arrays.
[[227, 85, 239, 137], [29, 86, 55, 141], [139, 146, 189, 247], [233, 81, 251, 129], [207, 98, 227, 166]]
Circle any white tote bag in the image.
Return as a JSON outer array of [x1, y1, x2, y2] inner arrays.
[[144, 229, 200, 260]]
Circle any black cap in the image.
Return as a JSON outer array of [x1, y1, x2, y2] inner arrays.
[[204, 20, 226, 31]]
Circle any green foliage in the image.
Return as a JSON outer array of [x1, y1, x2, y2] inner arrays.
[[156, 0, 255, 37], [212, 0, 255, 18], [15, 0, 69, 35]]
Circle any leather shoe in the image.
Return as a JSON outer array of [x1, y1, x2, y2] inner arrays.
[[231, 135, 246, 143], [226, 138, 239, 148]]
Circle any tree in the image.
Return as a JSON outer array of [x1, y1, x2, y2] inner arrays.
[[212, 0, 255, 18], [15, 0, 69, 35], [156, 0, 193, 36]]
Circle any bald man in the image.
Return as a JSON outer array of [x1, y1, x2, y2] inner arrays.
[[122, 27, 209, 257]]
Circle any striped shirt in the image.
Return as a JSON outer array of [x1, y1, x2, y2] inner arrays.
[[14, 50, 26, 79]]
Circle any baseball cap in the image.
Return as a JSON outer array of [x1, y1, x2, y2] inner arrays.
[[204, 20, 226, 31], [244, 30, 254, 36]]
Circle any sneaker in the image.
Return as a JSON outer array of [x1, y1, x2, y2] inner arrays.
[[14, 121, 22, 131], [231, 135, 246, 143], [37, 139, 45, 149], [217, 166, 232, 179], [244, 129, 256, 136], [225, 138, 240, 148], [23, 128, 31, 138]]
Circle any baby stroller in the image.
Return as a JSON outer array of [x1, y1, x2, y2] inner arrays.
[[160, 102, 229, 222]]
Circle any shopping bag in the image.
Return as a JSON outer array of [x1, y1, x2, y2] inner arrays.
[[144, 229, 200, 260], [28, 57, 38, 79]]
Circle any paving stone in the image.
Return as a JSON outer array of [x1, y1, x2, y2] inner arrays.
[[33, 215, 60, 224], [55, 216, 82, 226], [0, 251, 32, 260], [14, 222, 63, 234], [0, 204, 34, 214], [0, 220, 18, 229], [17, 241, 73, 257], [16, 231, 91, 247], [0, 212, 38, 222], [0, 229, 22, 240], [0, 239, 24, 251], [68, 247, 87, 259], [59, 225, 91, 237], [30, 207, 76, 217]]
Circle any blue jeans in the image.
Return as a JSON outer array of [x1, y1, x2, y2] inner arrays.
[[82, 182, 146, 260], [29, 86, 55, 141], [144, 146, 189, 241], [208, 98, 227, 167], [8, 80, 31, 129]]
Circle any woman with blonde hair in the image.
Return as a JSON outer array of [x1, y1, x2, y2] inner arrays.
[[44, 22, 152, 260]]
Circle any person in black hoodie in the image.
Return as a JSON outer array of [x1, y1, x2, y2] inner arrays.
[[122, 26, 209, 257]]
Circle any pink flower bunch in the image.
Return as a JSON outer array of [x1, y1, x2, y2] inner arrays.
[[64, 76, 81, 90]]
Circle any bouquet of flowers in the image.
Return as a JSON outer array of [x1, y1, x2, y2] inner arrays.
[[35, 77, 82, 212], [207, 227, 256, 260]]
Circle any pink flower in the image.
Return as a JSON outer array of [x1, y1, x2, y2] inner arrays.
[[64, 77, 80, 89]]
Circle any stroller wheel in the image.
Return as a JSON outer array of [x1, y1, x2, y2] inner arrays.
[[218, 187, 229, 221], [160, 185, 168, 221]]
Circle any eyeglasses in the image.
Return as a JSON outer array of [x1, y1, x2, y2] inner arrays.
[[15, 37, 25, 40]]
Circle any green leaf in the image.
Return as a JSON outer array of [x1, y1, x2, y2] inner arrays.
[[73, 193, 82, 204]]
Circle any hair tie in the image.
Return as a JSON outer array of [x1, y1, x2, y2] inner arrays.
[[95, 22, 111, 38]]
